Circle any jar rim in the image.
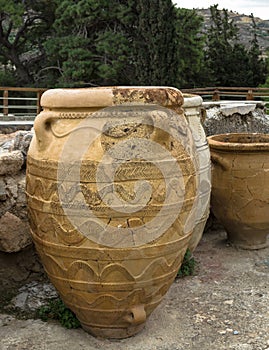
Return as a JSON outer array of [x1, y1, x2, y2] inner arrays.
[[40, 86, 184, 110], [207, 132, 269, 151]]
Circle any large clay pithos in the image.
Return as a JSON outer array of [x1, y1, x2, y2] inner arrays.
[[182, 94, 211, 252], [26, 87, 199, 338], [208, 133, 269, 249]]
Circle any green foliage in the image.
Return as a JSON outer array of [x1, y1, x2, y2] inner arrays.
[[0, 0, 56, 85], [177, 249, 196, 278], [37, 298, 81, 329], [0, 68, 16, 86], [205, 5, 241, 85], [0, 0, 267, 88], [44, 0, 132, 86], [247, 14, 267, 86], [205, 5, 267, 87], [175, 8, 207, 88], [0, 0, 24, 26], [129, 0, 178, 86]]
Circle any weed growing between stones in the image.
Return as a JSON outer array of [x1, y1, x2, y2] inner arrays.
[[37, 298, 81, 329], [176, 249, 197, 278]]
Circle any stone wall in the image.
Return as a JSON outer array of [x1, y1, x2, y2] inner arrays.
[[0, 130, 44, 290]]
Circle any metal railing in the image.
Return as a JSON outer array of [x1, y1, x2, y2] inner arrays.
[[0, 87, 46, 121]]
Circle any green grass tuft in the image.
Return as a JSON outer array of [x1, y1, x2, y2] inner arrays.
[[177, 248, 197, 278], [37, 298, 81, 329]]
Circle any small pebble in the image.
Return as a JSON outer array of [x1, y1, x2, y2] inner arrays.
[[233, 330, 239, 335]]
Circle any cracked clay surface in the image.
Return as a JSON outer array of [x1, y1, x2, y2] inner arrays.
[[1, 228, 268, 350]]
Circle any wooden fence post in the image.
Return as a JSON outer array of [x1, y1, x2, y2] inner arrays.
[[3, 90, 8, 116], [37, 90, 43, 115], [247, 89, 254, 100], [212, 89, 220, 101]]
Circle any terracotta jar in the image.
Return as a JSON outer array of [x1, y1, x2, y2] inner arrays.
[[182, 94, 211, 252], [26, 87, 200, 338], [208, 133, 269, 249]]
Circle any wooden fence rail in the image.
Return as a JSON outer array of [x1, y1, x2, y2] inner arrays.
[[0, 87, 46, 120], [1, 86, 268, 120], [181, 86, 269, 102]]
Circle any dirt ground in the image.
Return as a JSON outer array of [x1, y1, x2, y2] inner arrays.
[[0, 228, 268, 350]]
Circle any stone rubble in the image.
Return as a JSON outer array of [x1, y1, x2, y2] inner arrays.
[[0, 150, 24, 175], [8, 281, 58, 313], [203, 101, 269, 136], [0, 129, 44, 289]]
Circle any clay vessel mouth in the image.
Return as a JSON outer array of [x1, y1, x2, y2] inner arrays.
[[207, 132, 269, 151]]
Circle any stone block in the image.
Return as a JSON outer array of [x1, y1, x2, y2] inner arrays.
[[220, 103, 256, 116], [0, 212, 32, 253], [0, 151, 24, 175]]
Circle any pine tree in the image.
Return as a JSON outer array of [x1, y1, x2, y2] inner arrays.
[[205, 5, 267, 87], [44, 0, 132, 87], [129, 0, 178, 86], [175, 8, 206, 88], [246, 14, 267, 86], [205, 5, 244, 86]]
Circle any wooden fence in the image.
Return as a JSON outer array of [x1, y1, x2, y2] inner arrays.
[[0, 87, 46, 120], [1, 86, 269, 120], [181, 86, 269, 102]]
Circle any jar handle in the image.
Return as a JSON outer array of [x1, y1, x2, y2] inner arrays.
[[124, 305, 146, 325], [200, 107, 207, 124], [210, 151, 229, 171], [34, 112, 56, 151]]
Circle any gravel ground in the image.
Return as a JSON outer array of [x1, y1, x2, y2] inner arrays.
[[0, 228, 269, 350]]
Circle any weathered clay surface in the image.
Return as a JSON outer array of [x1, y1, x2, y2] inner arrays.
[[41, 86, 184, 110], [182, 94, 211, 252], [26, 87, 199, 338], [208, 133, 269, 249], [1, 229, 269, 350], [0, 212, 31, 252], [203, 101, 269, 136]]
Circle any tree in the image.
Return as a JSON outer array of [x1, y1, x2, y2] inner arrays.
[[0, 0, 209, 88], [246, 14, 267, 86], [204, 5, 267, 87], [175, 8, 206, 88], [44, 0, 132, 87], [128, 0, 178, 86], [261, 48, 269, 87], [0, 0, 56, 86], [204, 5, 244, 86], [45, 0, 183, 87]]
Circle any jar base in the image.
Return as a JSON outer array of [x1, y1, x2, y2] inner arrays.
[[227, 231, 269, 250], [81, 322, 145, 339]]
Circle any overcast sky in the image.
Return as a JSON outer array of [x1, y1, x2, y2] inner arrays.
[[173, 1, 269, 20]]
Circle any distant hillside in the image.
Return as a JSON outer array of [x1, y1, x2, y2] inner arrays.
[[196, 9, 269, 56]]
